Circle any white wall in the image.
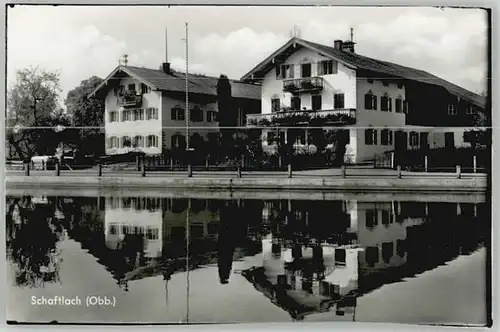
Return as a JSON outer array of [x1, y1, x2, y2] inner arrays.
[[353, 79, 407, 162], [105, 76, 163, 155], [104, 74, 220, 155], [260, 47, 357, 114]]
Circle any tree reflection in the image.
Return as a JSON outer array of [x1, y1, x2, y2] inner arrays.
[[6, 196, 62, 288]]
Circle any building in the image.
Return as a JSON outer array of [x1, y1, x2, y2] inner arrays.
[[241, 37, 487, 163], [89, 63, 261, 156]]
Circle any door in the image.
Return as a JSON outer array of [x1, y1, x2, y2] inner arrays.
[[445, 132, 455, 148], [312, 95, 322, 111], [420, 132, 429, 150], [395, 131, 408, 151], [301, 63, 311, 78]]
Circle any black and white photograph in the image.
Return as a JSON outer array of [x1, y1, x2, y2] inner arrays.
[[4, 4, 492, 327]]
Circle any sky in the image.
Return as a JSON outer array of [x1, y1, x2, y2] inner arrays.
[[7, 6, 488, 107]]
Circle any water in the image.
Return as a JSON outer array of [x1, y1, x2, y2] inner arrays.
[[5, 192, 489, 325]]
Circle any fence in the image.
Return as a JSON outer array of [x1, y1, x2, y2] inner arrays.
[[374, 148, 490, 174]]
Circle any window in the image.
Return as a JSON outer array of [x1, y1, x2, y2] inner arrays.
[[146, 107, 159, 120], [109, 111, 118, 122], [334, 93, 345, 109], [267, 131, 276, 144], [133, 109, 144, 121], [122, 109, 133, 121], [294, 131, 307, 145], [146, 135, 159, 148], [301, 63, 311, 78], [381, 129, 393, 145], [420, 132, 429, 149], [409, 131, 419, 146], [276, 64, 294, 79], [395, 98, 403, 113], [312, 95, 322, 111], [133, 135, 144, 148], [466, 106, 477, 115], [121, 136, 132, 148], [366, 209, 378, 227], [271, 98, 280, 113], [109, 136, 118, 148], [381, 210, 393, 225], [367, 79, 374, 84], [448, 104, 457, 115], [207, 110, 218, 122], [382, 242, 394, 263], [403, 100, 409, 114], [171, 134, 185, 149], [364, 93, 377, 110], [381, 95, 391, 112], [140, 83, 149, 94], [128, 84, 136, 92], [397, 83, 403, 89], [190, 107, 204, 122], [382, 80, 389, 87], [365, 129, 377, 145], [171, 106, 185, 121], [317, 60, 337, 75], [291, 96, 301, 110]]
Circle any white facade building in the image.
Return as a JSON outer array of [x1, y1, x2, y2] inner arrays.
[[242, 37, 487, 163], [89, 64, 261, 156]]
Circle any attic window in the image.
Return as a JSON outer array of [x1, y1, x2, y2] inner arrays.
[[317, 60, 337, 75], [382, 80, 389, 87], [448, 104, 457, 115], [397, 83, 403, 89], [466, 106, 477, 115]]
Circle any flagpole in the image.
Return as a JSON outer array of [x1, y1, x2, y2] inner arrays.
[[185, 22, 190, 150]]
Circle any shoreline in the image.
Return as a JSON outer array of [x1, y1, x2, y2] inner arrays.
[[6, 174, 487, 194]]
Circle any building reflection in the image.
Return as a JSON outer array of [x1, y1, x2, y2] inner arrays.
[[5, 194, 487, 321], [238, 199, 486, 321]]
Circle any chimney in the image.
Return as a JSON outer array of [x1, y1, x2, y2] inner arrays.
[[342, 41, 356, 53], [161, 62, 171, 74], [334, 39, 343, 51], [160, 26, 171, 74]]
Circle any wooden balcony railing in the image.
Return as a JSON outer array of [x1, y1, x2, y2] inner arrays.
[[117, 94, 142, 107], [283, 77, 324, 93]]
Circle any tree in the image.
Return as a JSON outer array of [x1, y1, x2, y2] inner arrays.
[[216, 74, 233, 158], [7, 67, 64, 160], [65, 76, 105, 156]]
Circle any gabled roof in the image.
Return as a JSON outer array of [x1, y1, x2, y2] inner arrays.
[[241, 37, 486, 109], [89, 65, 261, 100]]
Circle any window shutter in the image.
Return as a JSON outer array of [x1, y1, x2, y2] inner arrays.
[[389, 98, 393, 112], [373, 95, 378, 110], [373, 130, 378, 145], [289, 64, 294, 78], [317, 62, 322, 76], [276, 65, 281, 79], [332, 61, 338, 74], [364, 94, 371, 110], [365, 129, 371, 145], [389, 130, 393, 145]]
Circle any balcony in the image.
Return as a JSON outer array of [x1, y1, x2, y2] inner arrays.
[[246, 108, 356, 127], [117, 93, 142, 107], [283, 77, 324, 94]]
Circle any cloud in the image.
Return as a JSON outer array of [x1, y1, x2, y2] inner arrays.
[[7, 6, 488, 109]]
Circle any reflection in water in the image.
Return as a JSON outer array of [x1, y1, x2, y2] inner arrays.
[[5, 194, 487, 322], [6, 196, 63, 288]]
